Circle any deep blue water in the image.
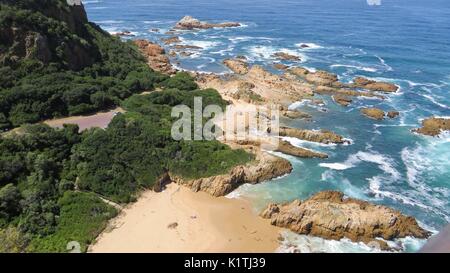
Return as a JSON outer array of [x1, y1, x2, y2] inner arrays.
[[84, 0, 450, 252]]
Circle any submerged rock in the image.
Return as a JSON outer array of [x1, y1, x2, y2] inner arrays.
[[174, 16, 241, 30], [271, 52, 301, 61], [361, 108, 385, 120], [261, 191, 431, 249], [161, 36, 181, 45], [333, 95, 352, 107], [413, 117, 450, 137]]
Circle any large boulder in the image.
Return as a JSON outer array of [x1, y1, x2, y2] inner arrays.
[[261, 191, 431, 249]]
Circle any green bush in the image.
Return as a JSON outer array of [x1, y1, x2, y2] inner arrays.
[[162, 72, 198, 91], [27, 191, 117, 253]]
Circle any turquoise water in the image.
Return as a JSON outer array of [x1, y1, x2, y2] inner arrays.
[[85, 0, 450, 252]]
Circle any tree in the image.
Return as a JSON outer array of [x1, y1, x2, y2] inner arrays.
[[0, 184, 21, 222]]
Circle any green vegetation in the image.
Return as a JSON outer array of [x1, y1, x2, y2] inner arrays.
[[161, 71, 198, 91], [27, 191, 118, 253], [0, 0, 167, 129], [0, 0, 253, 253], [71, 88, 252, 203]]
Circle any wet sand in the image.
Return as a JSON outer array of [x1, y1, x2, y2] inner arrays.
[[89, 184, 281, 253]]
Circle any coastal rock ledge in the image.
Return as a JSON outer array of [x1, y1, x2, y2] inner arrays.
[[261, 191, 431, 249], [170, 151, 292, 196]]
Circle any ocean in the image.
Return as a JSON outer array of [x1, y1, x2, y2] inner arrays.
[[84, 0, 450, 252]]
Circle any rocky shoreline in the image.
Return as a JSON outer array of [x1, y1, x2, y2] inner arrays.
[[261, 191, 431, 250], [128, 20, 432, 251]]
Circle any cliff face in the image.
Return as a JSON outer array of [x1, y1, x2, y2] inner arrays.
[[0, 0, 99, 70]]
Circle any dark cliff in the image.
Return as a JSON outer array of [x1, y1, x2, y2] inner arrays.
[[0, 0, 100, 70]]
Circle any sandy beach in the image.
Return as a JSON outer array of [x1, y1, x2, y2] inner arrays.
[[89, 183, 281, 253]]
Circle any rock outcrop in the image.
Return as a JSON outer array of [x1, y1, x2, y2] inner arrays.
[[133, 39, 175, 74], [360, 108, 399, 121], [289, 67, 310, 77], [276, 141, 328, 159], [161, 36, 181, 45], [413, 117, 450, 137], [361, 108, 386, 120], [223, 58, 249, 74], [114, 30, 135, 37], [281, 110, 311, 120], [315, 86, 384, 99], [0, 1, 99, 70], [353, 77, 399, 93], [172, 44, 203, 50], [195, 65, 314, 106], [171, 150, 292, 196], [305, 70, 339, 86], [174, 16, 241, 30], [333, 95, 352, 107], [279, 127, 348, 144], [387, 111, 400, 119], [261, 191, 431, 249], [271, 52, 301, 61], [273, 63, 289, 70]]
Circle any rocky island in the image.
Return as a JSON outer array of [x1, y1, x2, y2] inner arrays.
[[174, 16, 241, 30], [414, 117, 450, 136]]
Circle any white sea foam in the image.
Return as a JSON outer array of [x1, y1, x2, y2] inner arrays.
[[281, 136, 337, 150], [330, 64, 378, 73], [210, 45, 235, 56], [375, 55, 394, 71], [83, 0, 102, 4], [88, 6, 107, 10], [179, 39, 221, 50], [319, 163, 353, 170], [277, 231, 386, 253], [247, 45, 307, 62], [348, 151, 401, 180], [421, 94, 450, 109]]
